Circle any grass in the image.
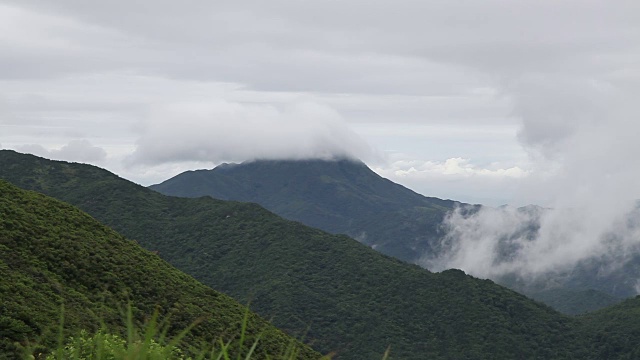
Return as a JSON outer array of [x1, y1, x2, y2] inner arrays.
[[24, 304, 321, 360]]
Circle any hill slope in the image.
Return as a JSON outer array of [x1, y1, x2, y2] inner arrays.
[[150, 159, 637, 313], [0, 150, 632, 359], [150, 159, 460, 263], [528, 288, 622, 315], [576, 295, 640, 358], [0, 180, 317, 359]]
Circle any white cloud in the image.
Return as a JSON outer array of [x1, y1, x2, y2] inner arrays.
[[385, 158, 527, 178], [17, 139, 107, 163], [371, 155, 528, 205], [426, 202, 640, 285], [127, 100, 379, 166], [0, 0, 639, 209]]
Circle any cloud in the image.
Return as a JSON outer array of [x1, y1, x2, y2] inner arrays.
[[9, 1, 636, 97], [127, 100, 379, 166], [1, 0, 639, 208], [423, 55, 640, 289], [0, 3, 136, 80], [371, 156, 528, 205], [17, 139, 107, 163], [383, 158, 528, 179], [425, 204, 640, 281], [2, 1, 637, 104]]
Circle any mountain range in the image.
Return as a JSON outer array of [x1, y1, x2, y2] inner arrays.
[[3, 150, 640, 358], [150, 158, 633, 313]]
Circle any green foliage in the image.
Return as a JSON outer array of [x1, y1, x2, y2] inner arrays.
[[526, 288, 622, 315], [575, 295, 640, 359], [3, 150, 640, 358], [150, 158, 638, 313], [44, 330, 184, 360], [149, 159, 459, 263], [0, 179, 317, 359], [40, 305, 301, 360]]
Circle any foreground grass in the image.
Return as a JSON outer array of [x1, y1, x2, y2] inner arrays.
[[25, 306, 318, 360]]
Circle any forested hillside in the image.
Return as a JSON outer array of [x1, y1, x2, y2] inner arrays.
[[150, 158, 635, 314], [150, 159, 460, 263], [0, 180, 317, 359], [3, 150, 640, 359], [576, 295, 640, 358]]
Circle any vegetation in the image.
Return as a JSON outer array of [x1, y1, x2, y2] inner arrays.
[[149, 158, 635, 312], [576, 295, 640, 358], [149, 158, 460, 263], [3, 150, 640, 358], [527, 288, 622, 315], [40, 305, 310, 360], [0, 180, 318, 359], [45, 330, 188, 360]]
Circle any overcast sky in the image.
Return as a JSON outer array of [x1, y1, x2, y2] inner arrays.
[[1, 1, 639, 206]]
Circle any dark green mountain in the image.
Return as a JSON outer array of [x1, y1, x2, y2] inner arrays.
[[150, 159, 635, 313], [575, 295, 640, 358], [150, 158, 460, 263], [528, 288, 622, 315], [0, 180, 317, 359], [3, 150, 640, 359]]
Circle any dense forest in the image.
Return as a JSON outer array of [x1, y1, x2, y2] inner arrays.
[[0, 180, 317, 359], [2, 150, 640, 359], [150, 158, 634, 313], [150, 158, 459, 263]]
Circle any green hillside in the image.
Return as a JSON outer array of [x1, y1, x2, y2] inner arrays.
[[149, 158, 637, 313], [526, 288, 622, 315], [0, 180, 318, 359], [150, 159, 460, 263], [4, 150, 640, 359], [576, 295, 640, 358]]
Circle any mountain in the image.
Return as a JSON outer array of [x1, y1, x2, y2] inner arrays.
[[150, 158, 462, 263], [150, 159, 638, 313], [576, 295, 640, 358], [6, 150, 640, 358], [0, 179, 317, 359], [528, 288, 622, 315]]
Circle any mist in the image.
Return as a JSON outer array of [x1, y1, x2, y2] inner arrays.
[[127, 100, 380, 166], [17, 140, 107, 163], [426, 203, 640, 284], [420, 59, 640, 294]]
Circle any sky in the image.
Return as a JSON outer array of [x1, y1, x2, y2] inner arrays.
[[1, 1, 640, 208]]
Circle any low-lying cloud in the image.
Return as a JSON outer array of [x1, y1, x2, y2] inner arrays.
[[127, 100, 379, 166], [17, 139, 107, 163], [426, 204, 640, 281], [421, 53, 640, 293]]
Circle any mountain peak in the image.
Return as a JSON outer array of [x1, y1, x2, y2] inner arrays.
[[151, 156, 458, 262]]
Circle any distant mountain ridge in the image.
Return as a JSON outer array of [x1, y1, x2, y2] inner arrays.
[[150, 158, 632, 313], [151, 158, 461, 262]]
